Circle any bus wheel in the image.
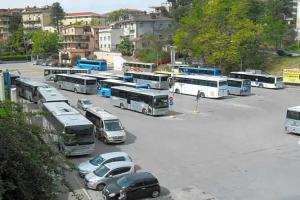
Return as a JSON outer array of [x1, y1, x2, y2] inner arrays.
[[258, 84, 263, 88], [50, 77, 54, 81], [74, 88, 78, 93], [175, 89, 180, 94], [142, 108, 147, 115], [200, 92, 205, 98], [120, 103, 125, 109]]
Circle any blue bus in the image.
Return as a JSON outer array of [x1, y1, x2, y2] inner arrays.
[[98, 79, 147, 97], [77, 59, 107, 71], [179, 66, 221, 76], [110, 74, 133, 82]]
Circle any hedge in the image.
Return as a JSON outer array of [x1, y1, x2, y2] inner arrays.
[[0, 55, 31, 61]]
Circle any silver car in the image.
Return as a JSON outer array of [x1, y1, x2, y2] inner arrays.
[[77, 152, 132, 177], [84, 161, 135, 191], [77, 99, 93, 111]]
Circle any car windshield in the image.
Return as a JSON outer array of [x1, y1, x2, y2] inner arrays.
[[94, 165, 110, 177], [64, 125, 94, 146], [82, 100, 92, 105], [153, 96, 168, 108], [89, 155, 105, 166], [117, 176, 132, 188], [105, 120, 122, 131]]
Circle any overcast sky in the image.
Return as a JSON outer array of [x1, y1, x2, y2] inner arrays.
[[0, 0, 166, 13]]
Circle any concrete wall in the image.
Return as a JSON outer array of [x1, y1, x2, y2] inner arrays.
[[93, 51, 125, 71]]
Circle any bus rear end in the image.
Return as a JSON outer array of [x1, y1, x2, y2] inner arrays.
[[217, 80, 228, 98], [241, 79, 251, 95], [275, 77, 284, 89], [285, 107, 300, 134]]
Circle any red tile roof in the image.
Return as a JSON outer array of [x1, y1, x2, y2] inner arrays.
[[65, 12, 103, 17]]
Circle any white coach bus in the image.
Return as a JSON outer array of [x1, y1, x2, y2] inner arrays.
[[170, 75, 228, 98]]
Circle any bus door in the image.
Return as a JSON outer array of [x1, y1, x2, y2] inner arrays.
[[129, 94, 144, 112]]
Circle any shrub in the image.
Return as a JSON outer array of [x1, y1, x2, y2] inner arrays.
[[0, 54, 31, 61]]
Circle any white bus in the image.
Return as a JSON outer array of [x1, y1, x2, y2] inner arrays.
[[227, 78, 251, 96], [54, 74, 97, 94], [110, 86, 169, 116], [43, 102, 95, 156], [44, 67, 90, 81], [229, 71, 283, 89], [15, 78, 49, 103], [285, 106, 300, 134], [123, 61, 157, 72], [170, 75, 228, 98], [37, 86, 68, 104], [125, 72, 169, 90]]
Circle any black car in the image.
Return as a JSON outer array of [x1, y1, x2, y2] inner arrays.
[[276, 49, 292, 57], [102, 172, 160, 200]]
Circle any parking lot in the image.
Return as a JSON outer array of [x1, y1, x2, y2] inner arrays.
[[2, 62, 300, 200]]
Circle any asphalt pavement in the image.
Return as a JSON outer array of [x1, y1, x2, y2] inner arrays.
[[1, 62, 300, 200]]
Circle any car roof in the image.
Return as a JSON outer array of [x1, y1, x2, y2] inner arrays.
[[288, 106, 300, 112], [125, 172, 157, 181], [100, 152, 129, 160], [104, 161, 134, 169]]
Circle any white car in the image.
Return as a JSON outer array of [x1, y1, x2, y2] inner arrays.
[[77, 152, 132, 177], [77, 99, 93, 111], [84, 161, 135, 191]]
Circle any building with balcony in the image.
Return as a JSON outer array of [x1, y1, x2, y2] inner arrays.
[[99, 13, 172, 52], [0, 10, 12, 43], [60, 25, 100, 65], [62, 12, 106, 26], [22, 6, 54, 32]]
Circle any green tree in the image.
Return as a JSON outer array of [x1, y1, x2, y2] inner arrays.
[[8, 14, 22, 33], [174, 0, 263, 72], [107, 9, 129, 23], [0, 101, 70, 200], [50, 2, 65, 33], [118, 38, 134, 56], [260, 0, 288, 49], [6, 25, 25, 54], [32, 31, 60, 58]]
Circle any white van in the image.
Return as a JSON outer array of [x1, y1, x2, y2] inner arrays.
[[285, 106, 300, 134], [86, 107, 126, 143]]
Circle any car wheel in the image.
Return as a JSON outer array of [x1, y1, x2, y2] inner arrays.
[[96, 183, 105, 191], [151, 190, 160, 198], [120, 103, 125, 109], [103, 137, 109, 144], [200, 92, 205, 98], [142, 108, 147, 115]]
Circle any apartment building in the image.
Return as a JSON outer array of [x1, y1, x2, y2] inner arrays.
[[62, 12, 106, 26], [22, 6, 54, 32], [0, 10, 12, 43], [99, 13, 172, 52], [60, 25, 99, 64]]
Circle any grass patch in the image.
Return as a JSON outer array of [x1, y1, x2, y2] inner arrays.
[[264, 55, 300, 76]]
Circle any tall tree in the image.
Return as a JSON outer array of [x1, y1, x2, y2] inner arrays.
[[50, 2, 65, 33], [8, 14, 22, 33], [32, 31, 60, 58], [6, 25, 25, 54], [118, 38, 134, 56], [174, 0, 263, 72], [0, 101, 70, 199]]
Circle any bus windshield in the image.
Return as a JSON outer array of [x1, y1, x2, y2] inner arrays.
[[104, 120, 123, 131], [287, 110, 300, 120], [153, 96, 168, 108], [276, 77, 283, 82], [65, 125, 94, 146]]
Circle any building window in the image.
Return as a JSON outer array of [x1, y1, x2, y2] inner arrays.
[[104, 44, 106, 48], [140, 22, 143, 27], [108, 44, 110, 48], [100, 37, 102, 41], [104, 36, 106, 41], [100, 44, 102, 48], [108, 36, 110, 41]]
